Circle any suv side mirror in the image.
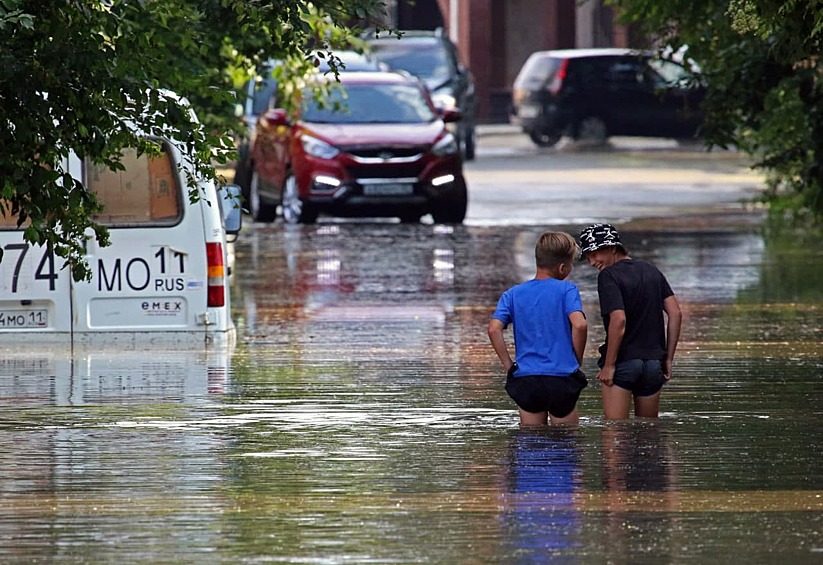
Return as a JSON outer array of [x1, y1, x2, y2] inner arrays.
[[440, 108, 463, 123], [220, 184, 243, 236]]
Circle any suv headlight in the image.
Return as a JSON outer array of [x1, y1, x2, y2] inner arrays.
[[301, 135, 340, 159], [432, 133, 458, 156]]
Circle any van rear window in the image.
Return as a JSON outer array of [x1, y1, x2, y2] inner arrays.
[[87, 145, 182, 227], [0, 144, 183, 230]]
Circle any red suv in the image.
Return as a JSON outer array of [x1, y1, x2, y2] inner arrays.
[[245, 71, 468, 224]]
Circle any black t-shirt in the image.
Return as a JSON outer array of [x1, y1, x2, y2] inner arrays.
[[597, 259, 674, 364]]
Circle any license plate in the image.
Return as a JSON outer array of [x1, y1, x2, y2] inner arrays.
[[0, 309, 48, 328], [363, 183, 414, 196], [518, 105, 540, 119]]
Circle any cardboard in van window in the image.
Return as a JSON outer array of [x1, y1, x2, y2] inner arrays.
[[147, 154, 181, 220], [88, 149, 151, 224], [0, 200, 22, 228]]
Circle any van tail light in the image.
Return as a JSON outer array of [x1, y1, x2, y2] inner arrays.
[[206, 242, 226, 307], [548, 58, 569, 95]]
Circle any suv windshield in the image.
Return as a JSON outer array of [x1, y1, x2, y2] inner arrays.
[[368, 42, 452, 86], [246, 52, 382, 118], [302, 83, 437, 124]]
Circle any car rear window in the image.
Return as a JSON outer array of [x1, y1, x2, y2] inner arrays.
[[514, 54, 562, 89], [608, 61, 645, 85], [86, 144, 183, 227]]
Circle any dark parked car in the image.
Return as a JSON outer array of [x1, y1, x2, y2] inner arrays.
[[511, 48, 705, 147], [244, 71, 468, 224], [366, 29, 477, 160], [233, 51, 384, 201]]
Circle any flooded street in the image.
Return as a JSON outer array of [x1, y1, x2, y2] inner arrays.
[[2, 141, 822, 562]]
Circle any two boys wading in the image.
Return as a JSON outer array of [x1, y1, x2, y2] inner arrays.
[[488, 224, 682, 424]]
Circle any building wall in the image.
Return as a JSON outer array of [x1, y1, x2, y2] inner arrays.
[[504, 0, 576, 86], [576, 0, 630, 48]]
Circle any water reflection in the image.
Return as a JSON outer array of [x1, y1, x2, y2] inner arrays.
[[0, 349, 231, 406], [501, 429, 583, 560], [601, 422, 676, 494], [0, 349, 232, 562], [597, 423, 679, 564]]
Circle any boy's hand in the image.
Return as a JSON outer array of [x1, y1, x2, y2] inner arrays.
[[597, 365, 615, 386], [663, 358, 673, 381]]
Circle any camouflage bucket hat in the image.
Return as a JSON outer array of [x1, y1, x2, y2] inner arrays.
[[578, 223, 626, 257]]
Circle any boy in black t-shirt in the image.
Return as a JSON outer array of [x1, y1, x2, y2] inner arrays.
[[579, 224, 682, 419]]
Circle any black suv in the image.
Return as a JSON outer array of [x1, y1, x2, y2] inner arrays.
[[366, 29, 477, 160], [511, 48, 705, 147]]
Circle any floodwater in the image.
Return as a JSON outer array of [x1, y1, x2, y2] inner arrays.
[[1, 217, 822, 563]]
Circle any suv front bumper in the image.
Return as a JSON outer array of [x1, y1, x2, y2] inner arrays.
[[304, 174, 466, 215]]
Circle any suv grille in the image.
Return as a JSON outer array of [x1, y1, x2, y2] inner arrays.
[[348, 162, 425, 180], [347, 147, 424, 159]]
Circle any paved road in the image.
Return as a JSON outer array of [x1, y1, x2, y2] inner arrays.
[[465, 125, 765, 226]]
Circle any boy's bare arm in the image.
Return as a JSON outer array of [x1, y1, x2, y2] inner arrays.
[[599, 309, 626, 386], [569, 310, 587, 365], [663, 295, 682, 380], [487, 318, 514, 371]]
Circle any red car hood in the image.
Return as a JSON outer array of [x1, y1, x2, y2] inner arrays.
[[301, 121, 446, 147]]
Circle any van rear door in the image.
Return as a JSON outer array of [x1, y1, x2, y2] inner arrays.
[[0, 156, 80, 342], [70, 142, 213, 342]]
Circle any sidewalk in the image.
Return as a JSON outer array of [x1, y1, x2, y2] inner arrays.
[[475, 122, 734, 154], [476, 123, 520, 137]]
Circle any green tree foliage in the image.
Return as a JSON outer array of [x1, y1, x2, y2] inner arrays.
[[609, 0, 823, 222], [0, 0, 388, 280]]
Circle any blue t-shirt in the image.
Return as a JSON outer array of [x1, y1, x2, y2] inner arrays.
[[492, 278, 583, 377]]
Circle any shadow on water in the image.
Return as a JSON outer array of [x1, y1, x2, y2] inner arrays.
[[0, 219, 821, 563]]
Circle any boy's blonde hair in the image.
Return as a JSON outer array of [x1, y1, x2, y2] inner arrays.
[[535, 231, 579, 270]]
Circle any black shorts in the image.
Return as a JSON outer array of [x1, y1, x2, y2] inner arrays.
[[505, 368, 588, 418], [612, 358, 665, 396]]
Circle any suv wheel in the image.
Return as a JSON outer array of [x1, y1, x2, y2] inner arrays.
[[463, 126, 476, 161], [574, 116, 608, 145], [233, 143, 252, 204], [281, 172, 318, 224], [529, 130, 562, 148], [249, 169, 278, 223], [431, 183, 467, 224]]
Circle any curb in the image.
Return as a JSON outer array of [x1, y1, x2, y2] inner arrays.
[[477, 123, 520, 137]]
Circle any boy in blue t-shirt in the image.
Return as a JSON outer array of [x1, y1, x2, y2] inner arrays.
[[488, 231, 588, 426]]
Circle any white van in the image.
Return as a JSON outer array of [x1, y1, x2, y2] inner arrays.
[[0, 138, 242, 348]]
